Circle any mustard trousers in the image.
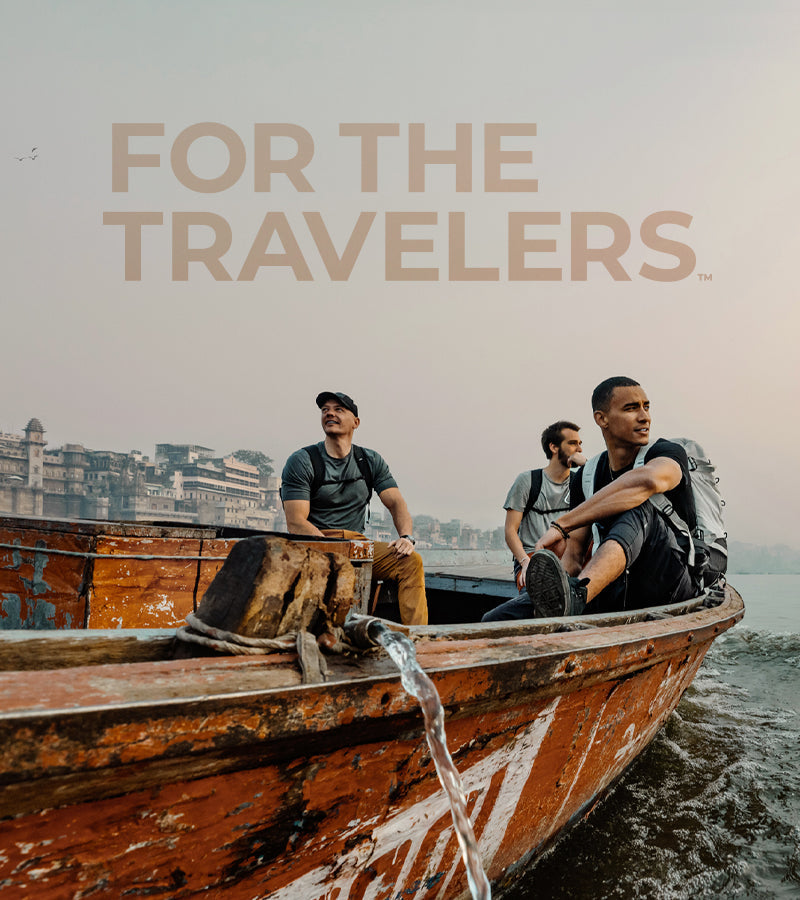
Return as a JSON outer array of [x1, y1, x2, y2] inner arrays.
[[324, 530, 428, 626], [371, 541, 428, 626]]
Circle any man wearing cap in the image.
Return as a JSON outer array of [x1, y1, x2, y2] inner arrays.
[[280, 391, 428, 625]]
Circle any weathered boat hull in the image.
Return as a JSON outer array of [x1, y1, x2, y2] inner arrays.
[[0, 584, 744, 899], [0, 515, 373, 629]]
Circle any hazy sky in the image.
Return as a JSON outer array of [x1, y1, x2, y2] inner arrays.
[[3, 1, 799, 548]]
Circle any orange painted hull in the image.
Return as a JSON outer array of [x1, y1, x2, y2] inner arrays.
[[0, 580, 744, 899], [0, 516, 372, 630]]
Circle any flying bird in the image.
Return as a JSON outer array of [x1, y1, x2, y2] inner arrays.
[[14, 147, 38, 161]]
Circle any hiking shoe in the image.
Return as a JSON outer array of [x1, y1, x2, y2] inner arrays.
[[525, 549, 590, 617], [568, 577, 590, 616]]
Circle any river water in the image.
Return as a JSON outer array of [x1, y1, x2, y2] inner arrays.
[[502, 574, 800, 899]]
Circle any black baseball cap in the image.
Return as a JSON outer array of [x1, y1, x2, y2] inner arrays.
[[315, 391, 359, 417]]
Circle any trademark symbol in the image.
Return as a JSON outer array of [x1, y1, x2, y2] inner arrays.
[[697, 273, 712, 282]]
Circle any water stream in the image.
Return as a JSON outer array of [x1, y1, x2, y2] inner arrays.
[[372, 622, 492, 900]]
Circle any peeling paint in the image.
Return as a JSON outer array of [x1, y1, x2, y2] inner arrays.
[[0, 593, 60, 629]]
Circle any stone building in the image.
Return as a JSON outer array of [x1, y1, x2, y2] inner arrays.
[[0, 419, 47, 516], [0, 421, 285, 530]]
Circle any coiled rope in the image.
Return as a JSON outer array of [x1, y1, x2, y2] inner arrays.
[[175, 612, 363, 683], [176, 613, 298, 655]]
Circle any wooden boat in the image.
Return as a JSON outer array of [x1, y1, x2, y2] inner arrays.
[[0, 515, 744, 899], [0, 515, 374, 630]]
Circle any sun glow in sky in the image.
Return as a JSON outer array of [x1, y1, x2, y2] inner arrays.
[[3, 1, 799, 548]]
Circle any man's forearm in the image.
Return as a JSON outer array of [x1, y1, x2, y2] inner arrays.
[[390, 508, 413, 537], [283, 501, 327, 538], [505, 526, 528, 565], [558, 486, 649, 533], [557, 468, 670, 534], [378, 488, 414, 537], [285, 518, 326, 537]]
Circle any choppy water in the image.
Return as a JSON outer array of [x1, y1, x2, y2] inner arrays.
[[503, 574, 800, 899]]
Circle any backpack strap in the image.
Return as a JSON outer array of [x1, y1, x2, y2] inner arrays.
[[633, 443, 695, 569], [302, 444, 326, 497], [581, 453, 603, 554], [522, 469, 544, 520], [581, 453, 601, 500], [303, 443, 375, 520], [351, 445, 374, 509]]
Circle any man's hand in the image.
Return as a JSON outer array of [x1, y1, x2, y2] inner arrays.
[[569, 451, 588, 468], [515, 554, 531, 591], [388, 536, 416, 557], [534, 525, 567, 557]]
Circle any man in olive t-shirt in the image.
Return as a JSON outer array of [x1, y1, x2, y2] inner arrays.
[[280, 391, 427, 625]]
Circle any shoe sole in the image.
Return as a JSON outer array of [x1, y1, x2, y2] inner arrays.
[[525, 549, 569, 618]]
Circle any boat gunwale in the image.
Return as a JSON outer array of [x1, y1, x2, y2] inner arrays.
[[0, 587, 742, 723], [0, 583, 742, 669], [0, 513, 298, 541]]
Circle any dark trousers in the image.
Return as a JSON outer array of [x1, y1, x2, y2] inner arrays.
[[590, 502, 694, 613], [481, 590, 537, 622], [481, 503, 694, 621]]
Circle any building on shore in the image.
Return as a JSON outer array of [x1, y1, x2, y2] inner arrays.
[[0, 420, 285, 531], [365, 506, 506, 552], [1, 419, 505, 547]]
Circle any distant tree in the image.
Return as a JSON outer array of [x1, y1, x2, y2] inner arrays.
[[232, 450, 274, 479]]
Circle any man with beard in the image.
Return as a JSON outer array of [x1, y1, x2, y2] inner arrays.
[[482, 421, 585, 622], [281, 391, 427, 625], [502, 421, 586, 591]]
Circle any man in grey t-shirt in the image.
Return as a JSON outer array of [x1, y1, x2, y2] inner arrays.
[[281, 391, 427, 625], [503, 421, 586, 591]]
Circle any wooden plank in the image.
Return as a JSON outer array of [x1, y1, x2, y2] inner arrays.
[[89, 535, 201, 628], [0, 628, 175, 670], [0, 517, 380, 631]]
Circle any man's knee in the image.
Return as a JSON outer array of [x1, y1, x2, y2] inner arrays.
[[601, 502, 659, 565], [396, 550, 425, 584], [407, 550, 425, 576]]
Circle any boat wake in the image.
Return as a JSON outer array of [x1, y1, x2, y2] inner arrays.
[[502, 628, 800, 899]]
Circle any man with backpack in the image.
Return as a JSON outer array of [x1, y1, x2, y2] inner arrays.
[[280, 391, 427, 625], [526, 376, 722, 617], [503, 421, 586, 592]]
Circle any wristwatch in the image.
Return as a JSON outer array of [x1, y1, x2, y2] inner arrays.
[[400, 534, 416, 545]]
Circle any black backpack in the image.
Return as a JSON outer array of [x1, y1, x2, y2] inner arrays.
[[303, 443, 375, 509], [521, 468, 573, 520]]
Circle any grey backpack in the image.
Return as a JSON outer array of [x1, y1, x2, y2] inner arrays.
[[582, 438, 727, 587]]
